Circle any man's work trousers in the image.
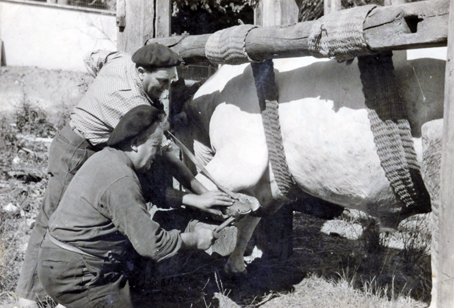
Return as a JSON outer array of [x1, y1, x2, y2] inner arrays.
[[38, 237, 133, 308], [16, 124, 98, 300]]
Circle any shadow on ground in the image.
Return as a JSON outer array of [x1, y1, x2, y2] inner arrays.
[[131, 211, 431, 308]]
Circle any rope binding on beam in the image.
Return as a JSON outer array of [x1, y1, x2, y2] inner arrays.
[[205, 25, 258, 65], [308, 5, 378, 60]]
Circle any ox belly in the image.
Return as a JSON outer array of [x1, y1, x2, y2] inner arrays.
[[193, 56, 445, 222]]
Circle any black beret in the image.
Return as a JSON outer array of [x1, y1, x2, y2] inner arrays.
[[107, 105, 164, 147], [132, 43, 182, 68]]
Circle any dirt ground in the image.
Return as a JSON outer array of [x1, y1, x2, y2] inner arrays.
[[0, 65, 432, 308]]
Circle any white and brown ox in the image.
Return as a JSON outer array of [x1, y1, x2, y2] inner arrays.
[[173, 51, 445, 274]]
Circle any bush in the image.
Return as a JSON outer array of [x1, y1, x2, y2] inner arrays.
[[13, 97, 56, 138]]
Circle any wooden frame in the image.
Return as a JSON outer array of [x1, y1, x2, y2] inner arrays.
[[147, 0, 448, 64], [435, 0, 454, 306], [119, 0, 454, 305], [117, 0, 171, 53]]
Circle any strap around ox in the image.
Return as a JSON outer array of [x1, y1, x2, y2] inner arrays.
[[358, 52, 431, 213], [308, 5, 377, 61], [251, 60, 297, 210]]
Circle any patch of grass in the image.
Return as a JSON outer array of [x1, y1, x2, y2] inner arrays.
[[259, 274, 426, 308], [13, 95, 56, 138], [0, 178, 47, 302], [0, 100, 52, 305], [291, 211, 431, 305]]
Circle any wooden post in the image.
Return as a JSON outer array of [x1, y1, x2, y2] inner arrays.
[[324, 0, 341, 15], [116, 0, 126, 30], [155, 0, 171, 38], [255, 0, 299, 27], [117, 0, 155, 54], [435, 0, 454, 306]]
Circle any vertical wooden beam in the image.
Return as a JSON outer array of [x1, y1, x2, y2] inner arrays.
[[155, 0, 171, 38], [254, 0, 299, 27], [436, 0, 454, 306], [324, 0, 341, 15], [116, 0, 126, 30], [117, 0, 155, 54]]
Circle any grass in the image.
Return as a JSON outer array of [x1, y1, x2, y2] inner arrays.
[[0, 100, 57, 305], [0, 99, 433, 308], [259, 274, 427, 308]]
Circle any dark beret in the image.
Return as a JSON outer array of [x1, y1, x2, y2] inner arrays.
[[132, 43, 182, 68], [107, 105, 164, 147]]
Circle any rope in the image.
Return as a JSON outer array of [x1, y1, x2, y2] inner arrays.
[[205, 25, 258, 65], [308, 5, 377, 60], [251, 60, 296, 204], [358, 51, 430, 211]]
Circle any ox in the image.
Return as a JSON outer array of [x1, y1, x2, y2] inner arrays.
[[173, 51, 445, 274]]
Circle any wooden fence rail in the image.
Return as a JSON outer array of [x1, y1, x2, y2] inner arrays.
[[147, 0, 448, 64]]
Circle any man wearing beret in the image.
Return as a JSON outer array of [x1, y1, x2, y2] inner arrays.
[[17, 44, 232, 308], [37, 105, 217, 308]]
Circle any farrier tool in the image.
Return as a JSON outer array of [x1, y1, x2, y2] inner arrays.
[[165, 131, 259, 235]]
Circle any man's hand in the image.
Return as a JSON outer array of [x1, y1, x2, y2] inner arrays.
[[182, 191, 234, 215], [181, 227, 215, 250]]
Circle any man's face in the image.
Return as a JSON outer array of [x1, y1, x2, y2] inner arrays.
[[134, 126, 163, 173], [139, 67, 177, 101]]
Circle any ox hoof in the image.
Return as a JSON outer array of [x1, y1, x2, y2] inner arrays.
[[224, 260, 247, 276]]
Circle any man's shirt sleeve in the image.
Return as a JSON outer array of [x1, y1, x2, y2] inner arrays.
[[101, 176, 182, 262], [83, 50, 123, 78]]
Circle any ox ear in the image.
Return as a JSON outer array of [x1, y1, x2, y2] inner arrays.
[[170, 78, 201, 114], [169, 78, 201, 130]]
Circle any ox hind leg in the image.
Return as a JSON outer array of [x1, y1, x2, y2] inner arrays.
[[225, 215, 261, 274]]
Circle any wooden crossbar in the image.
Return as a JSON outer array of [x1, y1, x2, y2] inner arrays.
[[147, 0, 448, 64]]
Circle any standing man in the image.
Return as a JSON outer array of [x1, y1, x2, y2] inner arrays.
[[17, 44, 232, 307], [38, 105, 217, 308]]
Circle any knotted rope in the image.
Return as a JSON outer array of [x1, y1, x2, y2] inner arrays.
[[358, 51, 430, 211], [205, 25, 258, 65], [308, 5, 377, 60], [251, 60, 296, 207]]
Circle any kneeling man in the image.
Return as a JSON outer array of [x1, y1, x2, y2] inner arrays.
[[38, 105, 217, 308]]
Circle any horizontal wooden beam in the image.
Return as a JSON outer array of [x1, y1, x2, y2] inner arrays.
[[147, 0, 448, 64]]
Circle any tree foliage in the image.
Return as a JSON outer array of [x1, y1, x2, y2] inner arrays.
[[172, 0, 256, 35], [172, 0, 257, 15]]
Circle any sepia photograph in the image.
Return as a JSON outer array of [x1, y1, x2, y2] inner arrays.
[[0, 0, 452, 307]]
